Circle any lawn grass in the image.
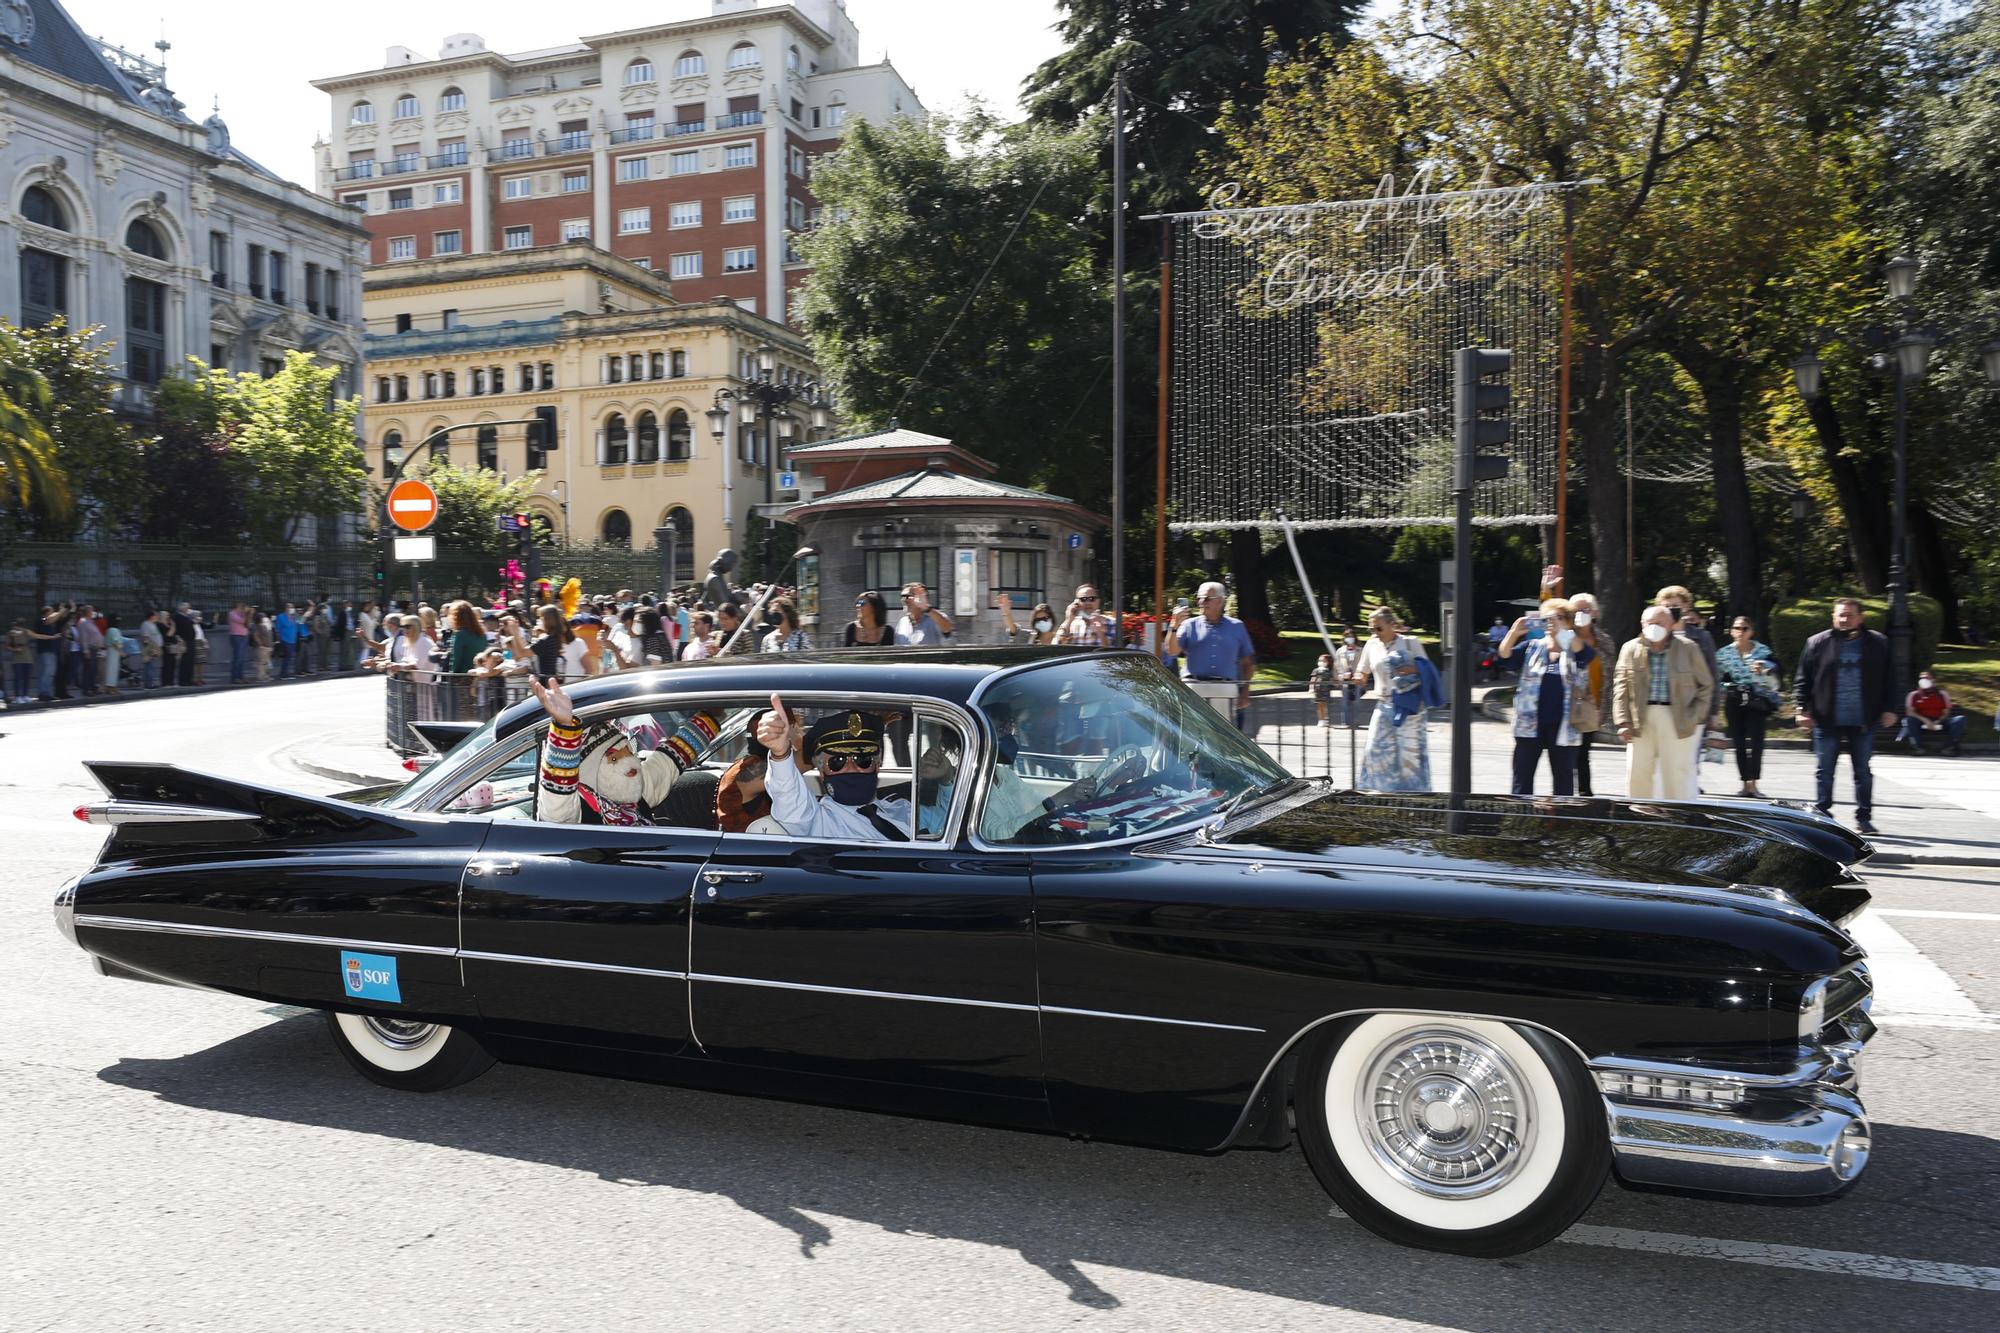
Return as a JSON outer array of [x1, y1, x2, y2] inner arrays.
[[1933, 643, 2000, 743], [1257, 628, 1443, 686]]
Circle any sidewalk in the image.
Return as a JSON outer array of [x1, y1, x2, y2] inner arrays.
[[4, 667, 373, 715]]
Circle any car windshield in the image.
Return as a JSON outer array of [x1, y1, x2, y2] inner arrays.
[[976, 654, 1290, 845]]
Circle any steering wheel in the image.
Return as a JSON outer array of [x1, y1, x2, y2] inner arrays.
[[1043, 743, 1153, 813]]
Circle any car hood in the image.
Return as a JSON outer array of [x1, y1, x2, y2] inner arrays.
[[1214, 787, 1870, 925]]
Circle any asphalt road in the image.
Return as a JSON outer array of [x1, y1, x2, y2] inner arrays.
[[6, 680, 1999, 1331]]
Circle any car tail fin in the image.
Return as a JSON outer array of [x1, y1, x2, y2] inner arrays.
[[78, 760, 414, 848]]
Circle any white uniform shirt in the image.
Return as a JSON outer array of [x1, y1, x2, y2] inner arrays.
[[765, 750, 913, 841]]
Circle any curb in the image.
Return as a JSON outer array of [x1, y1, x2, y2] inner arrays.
[[1867, 851, 2000, 868], [2, 669, 373, 713]]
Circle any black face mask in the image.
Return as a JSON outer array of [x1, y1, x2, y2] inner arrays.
[[996, 734, 1019, 765], [917, 777, 945, 806], [1668, 606, 1685, 623], [826, 771, 879, 806]]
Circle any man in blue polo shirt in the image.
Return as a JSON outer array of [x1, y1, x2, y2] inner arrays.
[[272, 602, 299, 679], [1164, 580, 1257, 727]]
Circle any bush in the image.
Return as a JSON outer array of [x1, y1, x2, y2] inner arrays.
[[1767, 594, 1942, 674], [1242, 616, 1289, 664]]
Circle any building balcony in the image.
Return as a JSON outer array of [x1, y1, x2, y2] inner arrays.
[[333, 162, 377, 181], [363, 316, 565, 360], [382, 157, 423, 177], [493, 140, 536, 162], [610, 124, 656, 145], [669, 120, 707, 138], [430, 150, 470, 169], [716, 111, 763, 130], [543, 133, 593, 156]]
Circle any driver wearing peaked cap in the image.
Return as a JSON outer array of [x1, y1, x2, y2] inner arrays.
[[755, 697, 913, 841]]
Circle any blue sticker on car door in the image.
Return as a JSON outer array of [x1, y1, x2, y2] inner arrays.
[[340, 951, 402, 1002]]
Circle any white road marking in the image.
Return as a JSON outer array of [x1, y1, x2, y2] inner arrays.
[[1846, 909, 2000, 1032], [1558, 1225, 2000, 1292], [1875, 908, 2000, 922], [1326, 1209, 2000, 1291]]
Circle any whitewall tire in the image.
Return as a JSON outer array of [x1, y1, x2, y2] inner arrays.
[[1297, 1013, 1607, 1256], [325, 1012, 495, 1092]]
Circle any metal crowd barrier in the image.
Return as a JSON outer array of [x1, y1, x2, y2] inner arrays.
[[382, 671, 532, 752]]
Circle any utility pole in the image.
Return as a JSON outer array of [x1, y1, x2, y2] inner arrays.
[[1110, 68, 1127, 645], [1451, 348, 1513, 801]]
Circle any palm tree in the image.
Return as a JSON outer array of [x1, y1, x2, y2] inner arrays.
[[0, 327, 70, 521]]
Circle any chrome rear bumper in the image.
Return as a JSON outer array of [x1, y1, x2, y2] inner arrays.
[[1594, 977, 1874, 1198]]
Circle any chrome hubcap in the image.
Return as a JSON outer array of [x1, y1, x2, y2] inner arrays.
[[362, 1016, 439, 1050], [1357, 1029, 1535, 1198]]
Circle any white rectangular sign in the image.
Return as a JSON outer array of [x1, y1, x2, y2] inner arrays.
[[393, 536, 437, 562], [953, 547, 977, 618]]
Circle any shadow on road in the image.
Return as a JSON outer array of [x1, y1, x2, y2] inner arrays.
[[97, 1016, 2000, 1321]]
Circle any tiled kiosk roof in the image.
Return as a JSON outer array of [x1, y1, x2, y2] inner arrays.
[[785, 463, 1108, 528]]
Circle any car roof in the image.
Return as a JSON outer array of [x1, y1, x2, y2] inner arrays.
[[490, 644, 1108, 740]]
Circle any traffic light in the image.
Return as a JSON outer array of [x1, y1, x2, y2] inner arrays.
[[1452, 347, 1512, 490], [533, 406, 558, 452]]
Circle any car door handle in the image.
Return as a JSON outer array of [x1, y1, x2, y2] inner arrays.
[[702, 870, 763, 885], [467, 859, 520, 877]]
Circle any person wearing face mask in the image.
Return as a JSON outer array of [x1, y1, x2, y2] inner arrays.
[[1898, 672, 1967, 755], [1332, 630, 1365, 727], [1656, 585, 1722, 791], [1497, 598, 1596, 795], [1611, 605, 1714, 801], [756, 696, 912, 840], [1794, 597, 1897, 833], [1565, 592, 1606, 795], [1717, 616, 1783, 796]]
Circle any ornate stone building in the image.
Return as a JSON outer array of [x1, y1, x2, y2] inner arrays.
[[0, 0, 368, 412]]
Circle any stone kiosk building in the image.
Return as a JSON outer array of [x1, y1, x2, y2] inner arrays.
[[362, 241, 817, 579], [0, 0, 367, 410], [780, 428, 1107, 643]]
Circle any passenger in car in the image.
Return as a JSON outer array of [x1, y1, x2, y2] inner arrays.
[[756, 696, 913, 840], [529, 676, 721, 826], [716, 706, 802, 833]]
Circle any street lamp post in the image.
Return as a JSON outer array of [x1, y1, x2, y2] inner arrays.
[[721, 343, 833, 583], [1789, 490, 1812, 599]]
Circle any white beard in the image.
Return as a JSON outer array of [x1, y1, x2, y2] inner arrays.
[[588, 755, 645, 805]]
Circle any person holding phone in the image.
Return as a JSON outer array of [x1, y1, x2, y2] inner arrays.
[[894, 582, 954, 645], [1717, 616, 1783, 797]]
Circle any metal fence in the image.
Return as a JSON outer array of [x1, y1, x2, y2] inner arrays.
[[383, 671, 534, 752]]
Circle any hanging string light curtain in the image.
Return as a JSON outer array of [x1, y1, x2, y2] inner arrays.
[[1164, 174, 1576, 530]]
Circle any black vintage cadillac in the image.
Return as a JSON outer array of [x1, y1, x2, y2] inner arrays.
[[55, 648, 1876, 1256]]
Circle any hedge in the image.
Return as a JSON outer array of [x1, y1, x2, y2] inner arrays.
[[1766, 594, 1942, 677]]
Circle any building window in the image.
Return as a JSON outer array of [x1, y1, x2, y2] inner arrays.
[[434, 229, 462, 254], [556, 121, 590, 154], [247, 243, 264, 297], [603, 414, 629, 465], [618, 207, 651, 234], [649, 351, 665, 379], [602, 509, 632, 545], [388, 236, 416, 261], [392, 94, 420, 119], [994, 551, 1045, 609], [670, 200, 701, 228], [305, 262, 322, 313], [635, 411, 659, 462], [375, 377, 391, 402], [606, 356, 624, 384], [561, 170, 589, 194], [540, 362, 555, 390], [326, 268, 342, 320], [625, 352, 643, 381], [350, 100, 375, 124], [787, 45, 801, 71], [208, 230, 229, 287], [788, 196, 808, 228], [429, 431, 448, 463], [500, 132, 533, 161], [663, 506, 695, 580], [666, 408, 692, 459], [442, 370, 456, 396], [791, 98, 804, 123], [619, 156, 649, 183], [434, 180, 462, 204], [674, 50, 705, 77], [442, 308, 460, 329], [383, 431, 403, 471], [670, 252, 702, 279], [789, 147, 808, 178], [394, 376, 409, 401], [519, 363, 536, 393], [504, 225, 533, 250], [723, 195, 755, 223], [438, 139, 469, 167], [477, 426, 498, 469], [727, 42, 760, 70], [631, 257, 652, 269], [125, 277, 167, 384], [867, 551, 940, 609], [669, 150, 700, 176], [503, 176, 532, 199], [470, 368, 485, 394], [391, 144, 421, 173], [625, 58, 655, 85], [826, 102, 847, 128], [439, 86, 465, 112], [723, 246, 756, 273], [561, 219, 591, 241], [422, 372, 437, 399], [670, 349, 688, 377], [724, 143, 755, 169], [388, 187, 413, 211]]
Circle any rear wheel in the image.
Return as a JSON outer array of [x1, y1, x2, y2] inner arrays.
[[1296, 1013, 1607, 1256], [325, 1011, 495, 1092]]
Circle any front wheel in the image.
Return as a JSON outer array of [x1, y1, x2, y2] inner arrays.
[[325, 1011, 495, 1092], [1296, 1013, 1607, 1256]]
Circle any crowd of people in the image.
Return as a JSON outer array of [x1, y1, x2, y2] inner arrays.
[[7, 598, 364, 705]]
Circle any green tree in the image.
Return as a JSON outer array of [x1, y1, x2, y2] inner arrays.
[[1, 320, 142, 540], [0, 325, 70, 523], [798, 110, 1113, 504], [183, 353, 368, 546], [416, 461, 546, 569]]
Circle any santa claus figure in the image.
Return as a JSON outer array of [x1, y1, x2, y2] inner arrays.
[[530, 677, 719, 825]]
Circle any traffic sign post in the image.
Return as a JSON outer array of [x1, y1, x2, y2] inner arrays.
[[387, 479, 439, 532]]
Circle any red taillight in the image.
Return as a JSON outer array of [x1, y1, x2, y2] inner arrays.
[[403, 758, 424, 772], [73, 805, 91, 822]]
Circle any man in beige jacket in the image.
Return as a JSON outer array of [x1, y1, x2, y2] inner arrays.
[[1612, 605, 1715, 800]]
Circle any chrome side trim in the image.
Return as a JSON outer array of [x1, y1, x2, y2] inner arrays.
[[53, 875, 79, 946], [688, 971, 1040, 1013], [1588, 1052, 1850, 1091], [74, 914, 458, 957], [1041, 1004, 1264, 1034], [78, 801, 264, 827], [1606, 1087, 1871, 1197], [459, 949, 687, 981]]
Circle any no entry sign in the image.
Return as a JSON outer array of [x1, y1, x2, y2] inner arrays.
[[387, 479, 439, 533]]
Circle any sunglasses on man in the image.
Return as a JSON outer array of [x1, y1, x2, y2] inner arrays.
[[819, 752, 880, 772]]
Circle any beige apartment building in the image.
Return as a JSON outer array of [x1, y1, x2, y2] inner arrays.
[[312, 0, 921, 326], [363, 242, 819, 579]]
